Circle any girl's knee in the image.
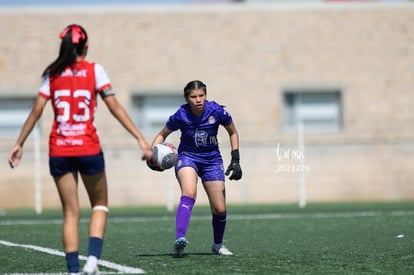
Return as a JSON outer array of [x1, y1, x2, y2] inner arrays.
[[211, 206, 227, 216]]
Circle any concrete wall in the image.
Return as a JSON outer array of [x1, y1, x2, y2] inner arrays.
[[1, 2, 413, 210]]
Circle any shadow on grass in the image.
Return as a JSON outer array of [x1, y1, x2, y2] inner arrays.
[[136, 252, 212, 258]]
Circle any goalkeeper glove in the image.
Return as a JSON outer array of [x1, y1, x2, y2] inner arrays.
[[225, 149, 242, 180]]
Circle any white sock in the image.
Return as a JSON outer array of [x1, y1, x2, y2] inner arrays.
[[86, 255, 98, 269]]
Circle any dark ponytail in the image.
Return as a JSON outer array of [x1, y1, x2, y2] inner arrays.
[[42, 24, 88, 78]]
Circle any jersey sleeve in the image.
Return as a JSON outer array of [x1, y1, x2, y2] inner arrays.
[[166, 113, 179, 131], [94, 63, 112, 91], [166, 107, 184, 131], [38, 76, 51, 99], [215, 102, 233, 126]]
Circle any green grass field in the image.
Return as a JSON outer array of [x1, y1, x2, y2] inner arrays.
[[1, 201, 414, 274]]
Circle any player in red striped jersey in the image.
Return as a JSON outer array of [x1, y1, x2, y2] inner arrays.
[[8, 24, 152, 275]]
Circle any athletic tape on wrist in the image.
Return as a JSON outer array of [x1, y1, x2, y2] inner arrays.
[[93, 205, 109, 213]]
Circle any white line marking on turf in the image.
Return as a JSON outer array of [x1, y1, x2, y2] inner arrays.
[[230, 210, 414, 220], [0, 240, 145, 274], [2, 210, 414, 226]]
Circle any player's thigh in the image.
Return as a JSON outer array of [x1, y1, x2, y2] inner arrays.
[[202, 180, 226, 214], [177, 166, 199, 198], [81, 172, 108, 207], [54, 172, 80, 214], [77, 152, 108, 206]]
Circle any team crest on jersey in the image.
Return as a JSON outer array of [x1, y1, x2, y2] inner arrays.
[[208, 116, 215, 124]]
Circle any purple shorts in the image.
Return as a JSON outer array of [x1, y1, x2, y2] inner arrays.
[[175, 151, 225, 182], [49, 151, 105, 177]]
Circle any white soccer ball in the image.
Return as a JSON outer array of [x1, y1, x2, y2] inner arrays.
[[152, 142, 178, 170]]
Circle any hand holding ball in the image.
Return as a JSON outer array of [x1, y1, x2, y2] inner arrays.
[[147, 143, 178, 172]]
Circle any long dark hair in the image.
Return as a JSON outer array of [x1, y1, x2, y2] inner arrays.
[[42, 24, 88, 78], [183, 80, 207, 99]]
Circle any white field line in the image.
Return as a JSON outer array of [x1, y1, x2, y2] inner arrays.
[[1, 210, 414, 226], [0, 240, 145, 274]]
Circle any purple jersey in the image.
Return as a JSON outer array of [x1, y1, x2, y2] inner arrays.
[[166, 101, 232, 155]]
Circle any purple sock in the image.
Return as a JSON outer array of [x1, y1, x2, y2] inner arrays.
[[65, 251, 79, 273], [212, 212, 227, 244], [176, 196, 195, 239]]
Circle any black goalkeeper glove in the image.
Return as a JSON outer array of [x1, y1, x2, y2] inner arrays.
[[225, 149, 242, 181]]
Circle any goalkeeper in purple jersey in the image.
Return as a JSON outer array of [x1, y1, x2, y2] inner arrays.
[[149, 80, 242, 257]]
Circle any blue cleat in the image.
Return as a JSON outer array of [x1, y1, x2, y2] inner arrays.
[[173, 237, 188, 257]]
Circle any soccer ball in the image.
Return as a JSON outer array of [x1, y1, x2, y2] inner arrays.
[[152, 142, 178, 170]]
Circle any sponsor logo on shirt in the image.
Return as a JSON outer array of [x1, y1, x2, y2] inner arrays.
[[194, 129, 218, 147], [60, 68, 88, 77], [57, 123, 87, 136], [56, 139, 84, 146]]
